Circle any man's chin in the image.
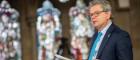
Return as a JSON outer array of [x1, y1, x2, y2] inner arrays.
[[93, 24, 98, 27], [94, 25, 100, 30]]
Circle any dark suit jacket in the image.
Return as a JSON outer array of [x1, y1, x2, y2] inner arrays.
[[88, 23, 133, 60]]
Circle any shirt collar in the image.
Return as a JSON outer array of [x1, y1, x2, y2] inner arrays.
[[99, 20, 112, 34]]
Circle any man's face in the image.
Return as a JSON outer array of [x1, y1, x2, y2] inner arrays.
[[89, 4, 111, 29]]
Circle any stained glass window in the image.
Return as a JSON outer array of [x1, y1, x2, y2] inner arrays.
[[0, 0, 21, 60], [36, 0, 62, 60], [69, 0, 94, 60]]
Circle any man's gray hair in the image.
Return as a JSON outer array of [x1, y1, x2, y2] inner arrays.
[[89, 0, 112, 12]]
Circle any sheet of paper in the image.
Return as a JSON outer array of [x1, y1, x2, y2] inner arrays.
[[55, 54, 72, 60]]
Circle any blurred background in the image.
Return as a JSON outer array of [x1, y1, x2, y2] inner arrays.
[[0, 0, 140, 60]]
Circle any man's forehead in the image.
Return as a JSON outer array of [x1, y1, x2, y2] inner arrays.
[[89, 4, 103, 12]]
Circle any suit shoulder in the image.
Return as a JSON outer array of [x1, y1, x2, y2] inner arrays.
[[113, 25, 130, 37], [111, 25, 132, 46]]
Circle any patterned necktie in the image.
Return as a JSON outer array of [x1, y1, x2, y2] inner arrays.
[[88, 32, 102, 60]]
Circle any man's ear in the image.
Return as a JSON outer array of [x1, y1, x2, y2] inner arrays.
[[106, 11, 111, 19]]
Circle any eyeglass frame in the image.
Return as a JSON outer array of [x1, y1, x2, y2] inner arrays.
[[88, 10, 107, 17]]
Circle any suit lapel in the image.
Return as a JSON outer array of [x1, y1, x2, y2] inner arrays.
[[89, 32, 98, 52], [90, 32, 98, 47], [96, 23, 115, 59], [88, 32, 98, 59]]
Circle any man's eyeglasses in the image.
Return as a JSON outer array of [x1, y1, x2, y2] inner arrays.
[[88, 11, 106, 17]]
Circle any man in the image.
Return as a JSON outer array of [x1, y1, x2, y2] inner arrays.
[[88, 0, 133, 60]]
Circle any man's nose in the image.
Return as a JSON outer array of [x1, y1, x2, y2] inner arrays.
[[91, 15, 97, 20]]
